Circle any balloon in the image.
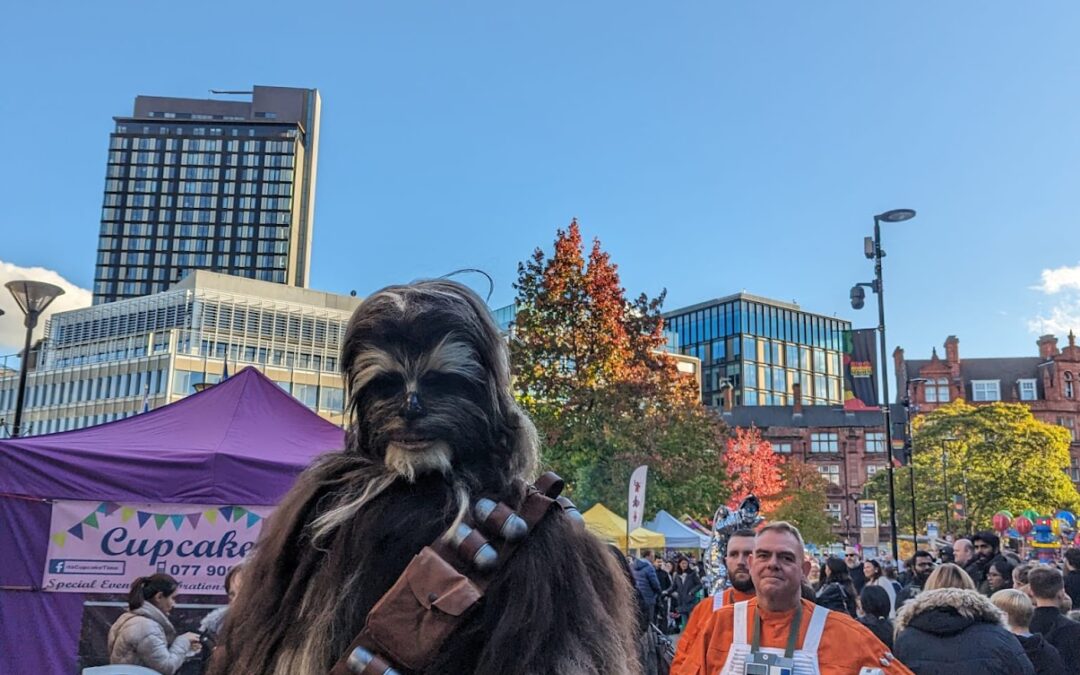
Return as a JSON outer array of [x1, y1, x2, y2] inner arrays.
[[1056, 511, 1077, 528], [1021, 509, 1040, 522], [992, 512, 1012, 532], [998, 510, 1014, 519], [1015, 516, 1033, 536], [1052, 519, 1061, 536]]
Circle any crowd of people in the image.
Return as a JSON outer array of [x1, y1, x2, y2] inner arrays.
[[618, 525, 1080, 674]]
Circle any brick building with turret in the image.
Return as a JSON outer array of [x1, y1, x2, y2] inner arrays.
[[894, 333, 1080, 484]]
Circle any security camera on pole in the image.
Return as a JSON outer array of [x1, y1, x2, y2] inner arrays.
[[849, 208, 915, 563]]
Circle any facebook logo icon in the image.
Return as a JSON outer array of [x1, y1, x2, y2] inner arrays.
[[49, 560, 66, 573]]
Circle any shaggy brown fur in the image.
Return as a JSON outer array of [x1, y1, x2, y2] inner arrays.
[[210, 280, 641, 675]]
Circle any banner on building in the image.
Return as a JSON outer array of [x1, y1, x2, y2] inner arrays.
[[628, 465, 648, 532], [843, 329, 880, 411], [43, 500, 271, 594]]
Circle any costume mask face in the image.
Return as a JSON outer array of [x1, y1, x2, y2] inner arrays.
[[341, 280, 535, 483]]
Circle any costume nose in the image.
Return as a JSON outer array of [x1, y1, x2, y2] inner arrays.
[[402, 391, 425, 420]]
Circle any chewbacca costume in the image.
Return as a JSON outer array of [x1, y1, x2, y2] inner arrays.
[[210, 280, 641, 675]]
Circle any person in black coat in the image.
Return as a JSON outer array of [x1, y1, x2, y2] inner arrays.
[[1064, 548, 1080, 610], [1027, 566, 1080, 674], [814, 556, 858, 617], [991, 588, 1065, 675], [893, 564, 1033, 675], [665, 556, 702, 629], [857, 585, 894, 650], [845, 546, 867, 592]]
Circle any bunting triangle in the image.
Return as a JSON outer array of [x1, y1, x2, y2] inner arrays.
[[83, 513, 99, 529], [51, 532, 67, 548], [104, 502, 121, 516], [170, 515, 185, 531], [137, 511, 152, 527], [219, 507, 234, 522], [233, 507, 247, 520], [204, 510, 218, 525], [153, 514, 168, 530], [246, 512, 261, 528], [186, 513, 201, 528], [97, 502, 109, 514], [67, 523, 85, 540]]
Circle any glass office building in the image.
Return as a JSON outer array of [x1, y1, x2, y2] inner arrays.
[[94, 85, 321, 304], [663, 293, 851, 408]]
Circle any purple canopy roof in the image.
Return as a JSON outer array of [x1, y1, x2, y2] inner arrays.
[[0, 366, 345, 505]]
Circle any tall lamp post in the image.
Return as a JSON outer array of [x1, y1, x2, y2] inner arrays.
[[904, 377, 927, 548], [850, 208, 916, 562], [6, 281, 64, 438]]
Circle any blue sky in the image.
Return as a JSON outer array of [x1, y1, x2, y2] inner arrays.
[[3, 2, 1080, 363]]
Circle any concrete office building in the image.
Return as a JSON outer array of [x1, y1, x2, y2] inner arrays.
[[94, 85, 321, 304], [0, 271, 359, 437]]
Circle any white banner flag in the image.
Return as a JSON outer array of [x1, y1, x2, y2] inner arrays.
[[628, 465, 649, 532]]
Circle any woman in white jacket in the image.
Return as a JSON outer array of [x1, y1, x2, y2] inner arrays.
[[863, 558, 897, 617], [107, 574, 200, 674]]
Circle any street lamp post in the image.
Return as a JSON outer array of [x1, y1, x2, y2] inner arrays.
[[850, 208, 915, 563], [6, 281, 65, 438], [905, 378, 927, 549]]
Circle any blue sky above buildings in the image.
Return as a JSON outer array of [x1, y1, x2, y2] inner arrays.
[[3, 1, 1080, 362]]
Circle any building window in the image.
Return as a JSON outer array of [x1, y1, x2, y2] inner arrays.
[[1066, 372, 1075, 400], [810, 432, 839, 453], [867, 464, 886, 479], [925, 377, 950, 403], [972, 380, 1001, 402], [817, 464, 841, 486], [1071, 458, 1080, 482], [1018, 379, 1037, 401], [825, 503, 842, 522], [865, 432, 886, 453], [772, 442, 792, 454], [1058, 417, 1078, 441]]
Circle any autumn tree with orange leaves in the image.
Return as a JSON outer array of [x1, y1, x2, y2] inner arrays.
[[511, 220, 728, 518], [723, 426, 785, 513]]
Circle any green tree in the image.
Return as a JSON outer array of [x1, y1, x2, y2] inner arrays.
[[769, 460, 834, 546], [866, 400, 1080, 535], [511, 220, 727, 519]]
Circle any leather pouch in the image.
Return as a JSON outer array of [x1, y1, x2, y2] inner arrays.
[[363, 546, 482, 671]]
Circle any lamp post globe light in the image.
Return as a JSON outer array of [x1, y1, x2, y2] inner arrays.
[[849, 209, 916, 562], [6, 280, 65, 438]]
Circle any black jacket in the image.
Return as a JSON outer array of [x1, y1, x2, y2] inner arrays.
[[893, 588, 1034, 675], [1030, 606, 1080, 674], [814, 580, 857, 617], [667, 570, 702, 616], [1016, 633, 1065, 675], [849, 563, 867, 592], [858, 614, 894, 650], [1064, 569, 1080, 610]]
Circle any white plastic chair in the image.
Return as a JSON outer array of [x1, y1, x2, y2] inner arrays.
[[83, 666, 162, 675]]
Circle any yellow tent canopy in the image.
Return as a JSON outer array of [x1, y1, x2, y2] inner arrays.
[[582, 503, 666, 550]]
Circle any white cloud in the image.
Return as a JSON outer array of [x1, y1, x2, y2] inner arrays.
[[1035, 263, 1080, 294], [0, 261, 92, 355], [1028, 304, 1080, 337]]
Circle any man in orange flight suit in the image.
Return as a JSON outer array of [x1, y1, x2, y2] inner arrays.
[[671, 529, 757, 672], [672, 522, 913, 675]]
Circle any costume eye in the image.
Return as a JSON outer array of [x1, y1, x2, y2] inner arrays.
[[366, 373, 403, 395], [420, 371, 471, 392]]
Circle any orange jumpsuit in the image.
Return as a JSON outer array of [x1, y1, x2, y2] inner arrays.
[[671, 587, 755, 672], [672, 597, 914, 675]]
